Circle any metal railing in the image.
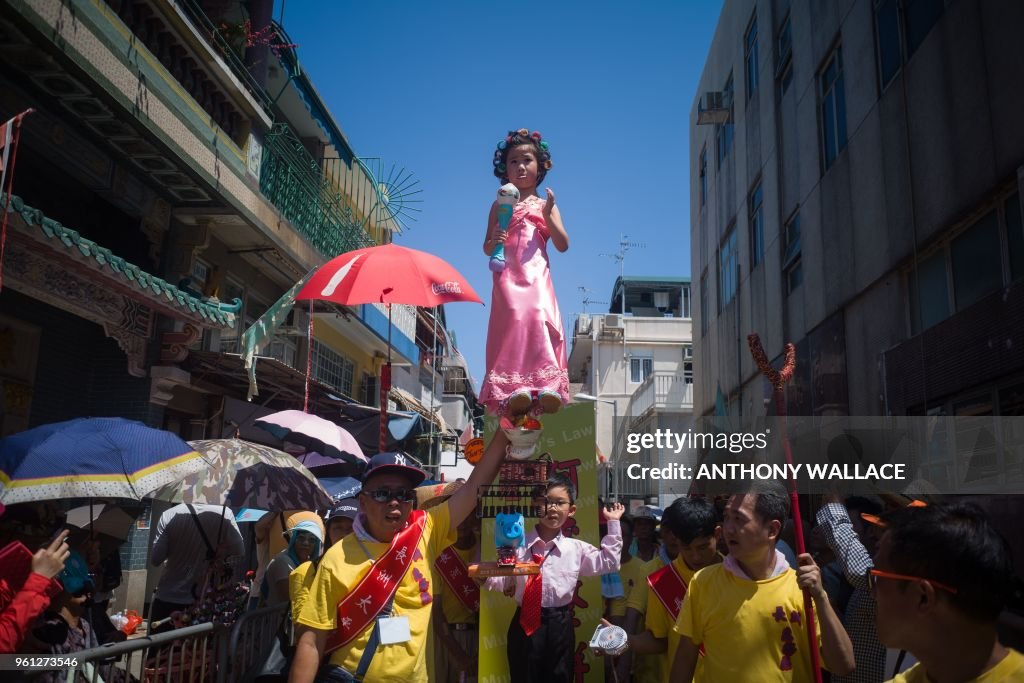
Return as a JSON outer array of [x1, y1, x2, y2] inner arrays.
[[630, 371, 694, 419], [174, 0, 276, 116], [64, 603, 289, 683], [260, 124, 375, 257]]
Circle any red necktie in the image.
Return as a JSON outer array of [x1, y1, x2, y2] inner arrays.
[[519, 552, 544, 636]]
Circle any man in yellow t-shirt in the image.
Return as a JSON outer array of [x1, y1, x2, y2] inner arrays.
[[618, 497, 720, 683], [670, 484, 855, 682], [289, 433, 508, 683], [872, 502, 1024, 683]]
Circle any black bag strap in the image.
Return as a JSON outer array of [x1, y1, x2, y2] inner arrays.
[[353, 594, 396, 681], [893, 650, 908, 678], [186, 504, 216, 561]]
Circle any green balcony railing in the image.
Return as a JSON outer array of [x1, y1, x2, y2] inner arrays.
[[260, 123, 375, 257]]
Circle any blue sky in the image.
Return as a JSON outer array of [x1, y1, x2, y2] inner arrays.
[[277, 0, 723, 389]]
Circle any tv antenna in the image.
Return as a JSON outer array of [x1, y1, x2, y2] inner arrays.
[[578, 286, 607, 313], [600, 234, 646, 314]]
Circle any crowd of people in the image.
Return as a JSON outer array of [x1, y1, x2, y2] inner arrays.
[[2, 431, 1023, 683]]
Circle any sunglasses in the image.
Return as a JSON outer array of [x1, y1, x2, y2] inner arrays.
[[867, 569, 958, 594], [362, 487, 417, 504]]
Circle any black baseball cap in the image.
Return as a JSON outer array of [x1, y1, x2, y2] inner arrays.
[[361, 452, 427, 487], [327, 498, 359, 520]]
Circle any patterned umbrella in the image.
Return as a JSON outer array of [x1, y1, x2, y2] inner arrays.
[[149, 438, 332, 511], [254, 410, 367, 465], [0, 417, 208, 504]]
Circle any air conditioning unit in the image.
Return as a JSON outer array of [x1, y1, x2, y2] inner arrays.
[[575, 313, 592, 335], [697, 91, 732, 125], [604, 314, 623, 329]]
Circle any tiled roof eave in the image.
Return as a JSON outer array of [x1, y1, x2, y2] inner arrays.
[[3, 193, 236, 329]]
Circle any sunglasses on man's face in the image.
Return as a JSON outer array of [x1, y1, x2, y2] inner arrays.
[[362, 487, 417, 504], [867, 568, 958, 594]]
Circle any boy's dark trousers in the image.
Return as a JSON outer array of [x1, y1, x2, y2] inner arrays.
[[507, 605, 574, 683]]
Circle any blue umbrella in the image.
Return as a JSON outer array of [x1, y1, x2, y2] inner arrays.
[[0, 417, 209, 504], [318, 476, 362, 503]]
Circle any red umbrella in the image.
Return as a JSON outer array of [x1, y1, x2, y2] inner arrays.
[[296, 244, 482, 451]]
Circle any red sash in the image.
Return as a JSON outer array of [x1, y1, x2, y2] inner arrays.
[[325, 509, 427, 653], [435, 545, 480, 612], [647, 562, 688, 621]]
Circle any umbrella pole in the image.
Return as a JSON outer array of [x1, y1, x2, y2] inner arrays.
[[380, 304, 392, 453], [304, 300, 314, 413]]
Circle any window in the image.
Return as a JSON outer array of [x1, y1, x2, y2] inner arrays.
[[361, 372, 378, 407], [699, 146, 708, 205], [681, 284, 692, 319], [951, 210, 1001, 312], [749, 181, 764, 268], [630, 357, 653, 384], [875, 0, 902, 88], [716, 74, 734, 169], [904, 0, 944, 57], [874, 0, 945, 90], [700, 270, 709, 336], [1007, 193, 1023, 281], [311, 340, 355, 397], [683, 345, 694, 385], [776, 13, 793, 95], [820, 46, 848, 169], [783, 210, 803, 293], [718, 226, 739, 311], [910, 250, 950, 334], [745, 13, 759, 99]]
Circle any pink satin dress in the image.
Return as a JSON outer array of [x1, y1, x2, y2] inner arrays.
[[479, 194, 569, 414]]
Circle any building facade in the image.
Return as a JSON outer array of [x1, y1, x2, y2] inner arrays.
[[568, 277, 694, 506], [0, 0, 469, 610], [692, 0, 1024, 425]]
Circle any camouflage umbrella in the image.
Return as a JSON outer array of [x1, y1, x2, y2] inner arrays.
[[149, 438, 332, 511]]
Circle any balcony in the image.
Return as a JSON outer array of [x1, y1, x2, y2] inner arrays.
[[260, 123, 375, 257], [630, 371, 694, 419]]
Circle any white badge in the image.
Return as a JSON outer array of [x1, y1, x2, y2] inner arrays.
[[378, 616, 411, 645]]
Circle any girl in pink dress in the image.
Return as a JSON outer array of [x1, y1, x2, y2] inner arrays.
[[479, 129, 570, 417]]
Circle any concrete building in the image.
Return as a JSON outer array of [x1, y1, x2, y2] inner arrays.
[[568, 276, 694, 506], [691, 0, 1024, 425]]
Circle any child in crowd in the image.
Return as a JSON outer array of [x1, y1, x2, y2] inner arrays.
[[323, 499, 358, 549], [617, 497, 722, 683], [485, 473, 624, 683], [479, 128, 570, 417]]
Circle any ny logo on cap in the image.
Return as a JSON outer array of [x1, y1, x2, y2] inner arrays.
[[393, 453, 407, 466]]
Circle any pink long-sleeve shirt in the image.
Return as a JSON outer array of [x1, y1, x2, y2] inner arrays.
[[486, 520, 621, 607]]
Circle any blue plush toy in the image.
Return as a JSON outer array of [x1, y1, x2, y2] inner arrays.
[[495, 512, 525, 566]]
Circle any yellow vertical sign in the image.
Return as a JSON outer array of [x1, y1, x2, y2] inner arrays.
[[478, 402, 603, 683]]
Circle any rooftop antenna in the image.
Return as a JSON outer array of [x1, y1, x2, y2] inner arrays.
[[600, 234, 646, 315], [578, 286, 607, 314]]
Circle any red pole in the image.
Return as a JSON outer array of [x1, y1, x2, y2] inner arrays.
[[747, 334, 821, 683], [0, 108, 35, 292]]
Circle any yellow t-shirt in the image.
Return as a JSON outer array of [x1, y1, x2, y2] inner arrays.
[[674, 564, 821, 682], [643, 556, 696, 683], [289, 560, 316, 622], [297, 504, 456, 683], [437, 544, 478, 626], [609, 556, 656, 618], [888, 648, 1024, 682]]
